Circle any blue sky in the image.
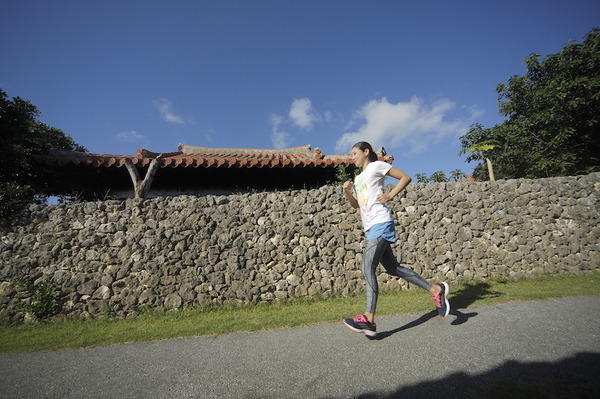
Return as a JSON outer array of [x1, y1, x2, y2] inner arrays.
[[1, 0, 598, 178]]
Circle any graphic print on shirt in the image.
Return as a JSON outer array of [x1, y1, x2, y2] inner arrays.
[[354, 172, 374, 226]]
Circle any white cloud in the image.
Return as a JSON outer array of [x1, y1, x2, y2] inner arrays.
[[289, 97, 316, 130], [269, 97, 320, 148], [116, 130, 144, 143], [270, 114, 290, 148], [335, 96, 471, 153], [155, 98, 185, 124]]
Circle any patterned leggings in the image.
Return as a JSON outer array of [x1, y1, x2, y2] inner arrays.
[[362, 236, 431, 314]]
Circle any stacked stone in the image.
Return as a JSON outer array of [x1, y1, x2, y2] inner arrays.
[[395, 173, 600, 284], [0, 173, 598, 321]]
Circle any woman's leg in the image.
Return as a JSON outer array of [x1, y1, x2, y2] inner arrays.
[[380, 244, 451, 316], [380, 244, 432, 291], [361, 237, 389, 319]]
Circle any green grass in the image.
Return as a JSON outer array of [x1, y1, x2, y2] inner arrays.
[[1, 272, 598, 353]]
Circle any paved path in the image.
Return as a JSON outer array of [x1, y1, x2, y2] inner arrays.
[[1, 296, 599, 399]]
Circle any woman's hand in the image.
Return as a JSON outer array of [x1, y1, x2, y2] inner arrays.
[[377, 193, 392, 203], [342, 181, 359, 209], [381, 167, 412, 203]]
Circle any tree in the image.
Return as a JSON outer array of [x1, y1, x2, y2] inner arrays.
[[429, 171, 447, 183], [450, 169, 467, 182], [415, 173, 430, 184], [458, 126, 497, 181], [0, 89, 86, 218], [334, 164, 358, 185], [415, 170, 466, 184], [460, 28, 600, 179]]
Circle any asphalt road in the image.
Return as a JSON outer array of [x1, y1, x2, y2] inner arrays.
[[1, 296, 599, 399]]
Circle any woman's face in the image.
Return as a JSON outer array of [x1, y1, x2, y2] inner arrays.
[[351, 146, 369, 169]]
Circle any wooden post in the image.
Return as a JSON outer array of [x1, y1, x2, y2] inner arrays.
[[485, 158, 496, 182], [124, 155, 162, 199]]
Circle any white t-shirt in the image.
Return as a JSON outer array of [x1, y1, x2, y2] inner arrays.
[[353, 161, 394, 231]]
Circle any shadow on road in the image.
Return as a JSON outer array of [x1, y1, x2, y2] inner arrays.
[[320, 352, 600, 399], [373, 281, 497, 339], [450, 281, 503, 309], [370, 310, 438, 340], [446, 281, 502, 326]]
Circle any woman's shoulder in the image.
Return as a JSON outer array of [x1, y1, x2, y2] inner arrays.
[[372, 160, 389, 166], [370, 160, 393, 172], [359, 161, 391, 181], [365, 160, 387, 168]]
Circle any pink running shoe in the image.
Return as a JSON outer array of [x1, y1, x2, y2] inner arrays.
[[431, 282, 450, 317], [342, 314, 377, 336]]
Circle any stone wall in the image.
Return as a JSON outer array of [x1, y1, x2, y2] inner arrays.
[[1, 173, 599, 321]]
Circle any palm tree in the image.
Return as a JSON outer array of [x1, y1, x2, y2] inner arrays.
[[430, 171, 447, 183], [450, 169, 466, 182], [415, 173, 430, 184]]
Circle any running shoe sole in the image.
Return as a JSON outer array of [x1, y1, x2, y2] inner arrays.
[[439, 282, 450, 317]]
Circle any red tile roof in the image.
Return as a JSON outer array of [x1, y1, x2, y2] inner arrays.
[[462, 174, 480, 182], [35, 144, 393, 169]]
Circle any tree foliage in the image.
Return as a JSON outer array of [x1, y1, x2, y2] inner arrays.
[[458, 136, 497, 181], [460, 28, 600, 179], [334, 164, 358, 185], [0, 89, 86, 218], [415, 169, 465, 184]]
